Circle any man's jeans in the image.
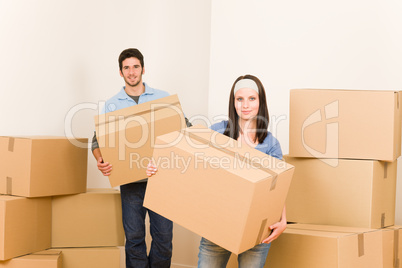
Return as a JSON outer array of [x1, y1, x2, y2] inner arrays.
[[120, 182, 173, 268], [198, 237, 271, 268]]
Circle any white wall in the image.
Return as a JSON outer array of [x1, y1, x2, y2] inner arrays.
[[0, 0, 211, 189], [208, 0, 402, 224]]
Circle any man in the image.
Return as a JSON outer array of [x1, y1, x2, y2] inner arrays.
[[92, 48, 189, 267]]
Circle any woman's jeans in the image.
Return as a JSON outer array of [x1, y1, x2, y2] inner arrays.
[[120, 182, 173, 268], [198, 237, 271, 268]]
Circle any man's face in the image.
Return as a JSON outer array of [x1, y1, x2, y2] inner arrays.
[[119, 57, 145, 88]]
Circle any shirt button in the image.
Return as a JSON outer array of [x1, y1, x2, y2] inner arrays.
[[108, 103, 116, 111]]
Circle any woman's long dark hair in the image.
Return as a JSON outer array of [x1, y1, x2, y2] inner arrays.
[[223, 74, 269, 144]]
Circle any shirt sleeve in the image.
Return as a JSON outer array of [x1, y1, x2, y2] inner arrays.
[[185, 117, 192, 127], [267, 137, 283, 160], [210, 121, 227, 134], [91, 131, 99, 152]]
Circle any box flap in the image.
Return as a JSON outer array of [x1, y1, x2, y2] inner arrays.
[[156, 125, 293, 184], [32, 249, 62, 255], [95, 94, 182, 126], [287, 223, 378, 234], [0, 136, 87, 140], [183, 126, 280, 183], [291, 88, 401, 94]]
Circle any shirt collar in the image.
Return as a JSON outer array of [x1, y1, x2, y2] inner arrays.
[[117, 82, 154, 100], [143, 83, 155, 95]]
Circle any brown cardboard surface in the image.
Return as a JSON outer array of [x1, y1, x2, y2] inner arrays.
[[117, 246, 125, 268], [289, 89, 402, 161], [383, 228, 395, 268], [56, 247, 119, 268], [144, 125, 294, 254], [51, 188, 125, 247], [95, 94, 186, 187], [0, 250, 61, 268], [284, 156, 397, 229], [0, 196, 51, 261], [265, 224, 383, 268], [0, 136, 88, 197], [385, 225, 402, 268]]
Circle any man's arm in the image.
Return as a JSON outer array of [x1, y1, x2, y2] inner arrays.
[[92, 132, 112, 176]]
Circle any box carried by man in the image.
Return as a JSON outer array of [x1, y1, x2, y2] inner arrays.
[[95, 94, 186, 187]]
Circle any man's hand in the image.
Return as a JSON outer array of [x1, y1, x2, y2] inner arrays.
[[97, 157, 112, 176]]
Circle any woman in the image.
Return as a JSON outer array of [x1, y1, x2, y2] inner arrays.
[[147, 74, 287, 267]]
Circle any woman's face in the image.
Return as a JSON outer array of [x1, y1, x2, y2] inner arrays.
[[234, 87, 260, 121]]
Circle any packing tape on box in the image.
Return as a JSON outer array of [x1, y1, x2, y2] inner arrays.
[[384, 162, 388, 178], [395, 229, 400, 268], [358, 233, 365, 257], [256, 218, 268, 244], [184, 131, 279, 191], [8, 137, 15, 152], [6, 177, 12, 195]]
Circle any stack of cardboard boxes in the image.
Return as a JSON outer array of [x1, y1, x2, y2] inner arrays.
[[0, 137, 125, 267], [265, 89, 402, 268], [51, 188, 124, 268], [0, 94, 187, 267]]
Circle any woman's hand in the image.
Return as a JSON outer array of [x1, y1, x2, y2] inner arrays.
[[262, 206, 287, 244], [146, 161, 158, 177]]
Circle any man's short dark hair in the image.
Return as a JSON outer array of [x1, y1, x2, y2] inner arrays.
[[118, 48, 144, 71]]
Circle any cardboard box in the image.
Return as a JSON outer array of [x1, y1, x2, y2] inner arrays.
[[117, 246, 125, 268], [0, 196, 51, 260], [95, 94, 186, 187], [51, 188, 125, 247], [289, 89, 402, 162], [143, 125, 294, 254], [0, 250, 61, 268], [265, 224, 383, 268], [284, 156, 397, 229], [382, 228, 394, 268], [0, 136, 88, 197], [56, 247, 120, 268], [384, 225, 402, 268]]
